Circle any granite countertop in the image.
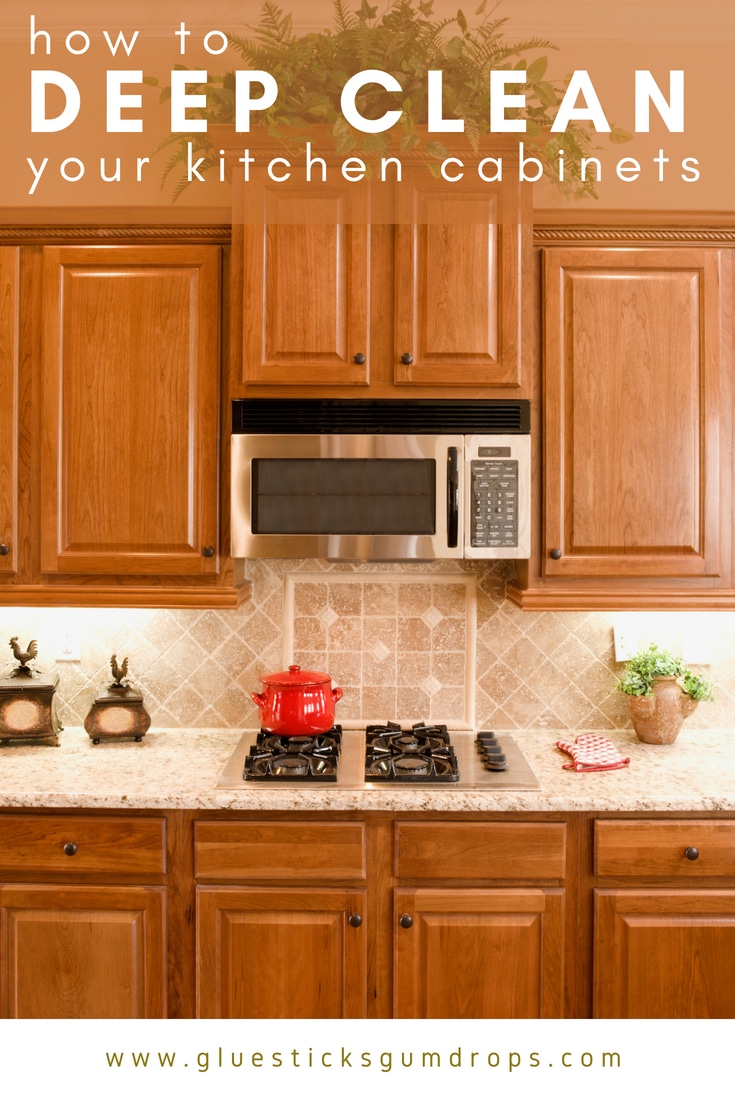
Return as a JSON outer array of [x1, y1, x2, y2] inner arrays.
[[0, 726, 734, 812]]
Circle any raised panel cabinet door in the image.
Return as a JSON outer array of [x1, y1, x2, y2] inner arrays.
[[241, 188, 370, 386], [0, 247, 19, 578], [594, 889, 735, 1018], [0, 884, 166, 1018], [40, 246, 220, 576], [196, 886, 367, 1018], [394, 888, 564, 1018], [543, 247, 727, 578], [393, 175, 528, 388]]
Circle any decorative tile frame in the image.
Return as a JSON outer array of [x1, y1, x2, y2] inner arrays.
[[282, 571, 477, 729]]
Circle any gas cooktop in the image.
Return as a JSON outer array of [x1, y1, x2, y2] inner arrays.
[[216, 725, 541, 791]]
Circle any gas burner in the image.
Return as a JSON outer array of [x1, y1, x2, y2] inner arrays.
[[244, 726, 341, 782], [365, 721, 459, 784]]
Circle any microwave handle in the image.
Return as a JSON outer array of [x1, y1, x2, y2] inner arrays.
[[447, 446, 459, 548]]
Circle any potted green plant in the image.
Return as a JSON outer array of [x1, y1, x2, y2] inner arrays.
[[147, 0, 630, 198], [618, 643, 715, 745]]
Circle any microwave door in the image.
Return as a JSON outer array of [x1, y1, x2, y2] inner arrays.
[[231, 433, 464, 561]]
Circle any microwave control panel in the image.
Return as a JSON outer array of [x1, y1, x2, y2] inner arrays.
[[465, 435, 530, 559]]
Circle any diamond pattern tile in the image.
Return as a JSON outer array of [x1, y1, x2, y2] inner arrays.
[[4, 567, 735, 731]]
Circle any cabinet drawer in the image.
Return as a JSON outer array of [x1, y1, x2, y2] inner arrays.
[[395, 822, 566, 880], [595, 820, 735, 877], [195, 821, 366, 881], [0, 815, 166, 875]]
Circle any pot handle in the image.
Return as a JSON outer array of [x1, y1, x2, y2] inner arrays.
[[251, 691, 267, 708], [332, 686, 343, 704]]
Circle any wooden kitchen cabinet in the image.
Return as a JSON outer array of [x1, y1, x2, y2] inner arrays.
[[7, 806, 735, 1020], [197, 886, 367, 1018], [41, 245, 220, 579], [0, 247, 19, 581], [0, 232, 249, 607], [193, 817, 568, 1019], [394, 887, 564, 1017], [393, 174, 528, 389], [240, 190, 371, 388], [593, 819, 735, 1017], [392, 821, 567, 1018], [194, 821, 368, 1017], [509, 242, 735, 609], [0, 813, 167, 1018], [233, 146, 530, 396]]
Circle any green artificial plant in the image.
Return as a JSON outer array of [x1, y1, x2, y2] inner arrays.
[[618, 643, 715, 702], [146, 0, 630, 198]]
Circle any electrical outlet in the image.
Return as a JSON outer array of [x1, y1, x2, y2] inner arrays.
[[56, 630, 80, 662], [613, 626, 637, 662]]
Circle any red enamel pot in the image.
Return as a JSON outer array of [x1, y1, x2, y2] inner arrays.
[[251, 664, 343, 736]]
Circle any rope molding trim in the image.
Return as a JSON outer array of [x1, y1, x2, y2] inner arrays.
[[0, 225, 232, 243], [0, 224, 733, 246], [533, 226, 735, 244]]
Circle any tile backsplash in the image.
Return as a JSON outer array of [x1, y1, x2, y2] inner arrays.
[[2, 560, 735, 731]]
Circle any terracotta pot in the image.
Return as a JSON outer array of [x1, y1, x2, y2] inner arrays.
[[628, 676, 697, 745], [251, 664, 343, 736]]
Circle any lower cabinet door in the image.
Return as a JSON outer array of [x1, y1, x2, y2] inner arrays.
[[394, 888, 564, 1018], [196, 886, 367, 1018], [594, 889, 735, 1018], [0, 884, 166, 1018]]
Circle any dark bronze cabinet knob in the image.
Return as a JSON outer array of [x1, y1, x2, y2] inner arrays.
[[684, 846, 700, 861], [399, 913, 413, 929], [550, 548, 563, 560], [0, 544, 9, 556], [348, 913, 362, 928], [63, 842, 78, 856], [202, 546, 215, 558], [353, 353, 366, 365], [400, 352, 413, 365]]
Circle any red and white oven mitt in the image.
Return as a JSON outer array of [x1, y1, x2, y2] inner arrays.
[[555, 733, 631, 773]]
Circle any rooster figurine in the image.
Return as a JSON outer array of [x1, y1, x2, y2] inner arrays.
[[9, 637, 38, 677], [110, 654, 129, 687]]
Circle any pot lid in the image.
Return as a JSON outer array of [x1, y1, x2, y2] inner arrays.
[[260, 663, 331, 687]]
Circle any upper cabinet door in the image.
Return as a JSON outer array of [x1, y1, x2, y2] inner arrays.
[[543, 247, 727, 579], [240, 188, 370, 387], [40, 246, 221, 577], [393, 174, 529, 389], [0, 247, 19, 578]]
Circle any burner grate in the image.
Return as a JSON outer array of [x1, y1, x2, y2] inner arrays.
[[243, 726, 341, 782], [365, 721, 460, 784]]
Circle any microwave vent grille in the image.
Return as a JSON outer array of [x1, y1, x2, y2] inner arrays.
[[233, 399, 530, 435]]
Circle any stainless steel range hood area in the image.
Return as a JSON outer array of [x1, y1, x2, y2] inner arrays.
[[217, 731, 541, 792]]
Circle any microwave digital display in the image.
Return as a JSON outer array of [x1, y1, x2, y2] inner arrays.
[[251, 458, 436, 535]]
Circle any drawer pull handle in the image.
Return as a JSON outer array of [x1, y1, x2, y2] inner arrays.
[[550, 548, 563, 560], [353, 353, 366, 365], [399, 913, 413, 929], [63, 842, 78, 856], [400, 352, 413, 365], [0, 544, 9, 556], [348, 913, 362, 928], [202, 545, 215, 558], [684, 846, 700, 861]]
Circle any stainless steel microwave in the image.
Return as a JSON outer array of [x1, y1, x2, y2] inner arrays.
[[231, 399, 531, 561]]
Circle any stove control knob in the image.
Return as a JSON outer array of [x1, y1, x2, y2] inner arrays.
[[399, 913, 413, 929], [348, 913, 363, 928], [63, 842, 78, 856], [684, 846, 700, 861]]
